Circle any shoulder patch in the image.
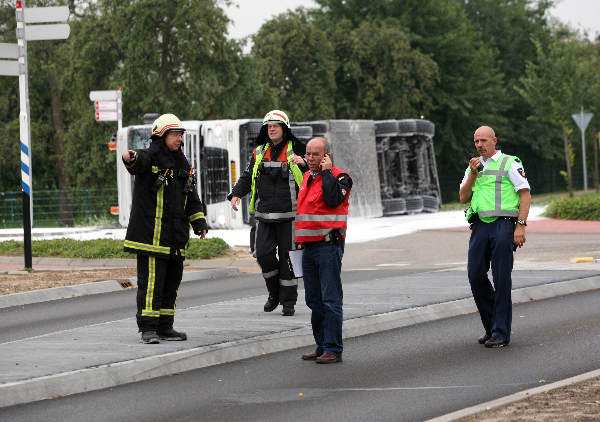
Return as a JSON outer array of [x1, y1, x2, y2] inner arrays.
[[341, 189, 347, 196], [517, 167, 526, 178], [338, 176, 345, 181]]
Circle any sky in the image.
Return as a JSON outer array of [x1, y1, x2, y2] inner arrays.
[[223, 0, 600, 41]]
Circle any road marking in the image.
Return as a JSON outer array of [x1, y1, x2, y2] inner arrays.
[[434, 262, 466, 266], [376, 263, 409, 267]]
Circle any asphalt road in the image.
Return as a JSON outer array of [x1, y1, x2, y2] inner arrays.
[[3, 228, 598, 343], [0, 268, 410, 343], [3, 289, 599, 422]]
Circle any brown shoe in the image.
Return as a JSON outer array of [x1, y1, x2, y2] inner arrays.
[[301, 352, 321, 361], [315, 352, 342, 364]]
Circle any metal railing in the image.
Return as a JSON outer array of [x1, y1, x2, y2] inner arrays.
[[0, 189, 118, 228]]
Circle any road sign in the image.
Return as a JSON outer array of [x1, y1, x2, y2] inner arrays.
[[0, 60, 19, 76], [0, 43, 19, 59], [23, 6, 69, 24], [25, 24, 70, 41], [95, 111, 119, 121], [94, 100, 117, 111], [11, 1, 71, 271], [89, 90, 119, 101], [572, 113, 593, 131]]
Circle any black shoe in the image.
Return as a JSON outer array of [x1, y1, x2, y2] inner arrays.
[[478, 333, 491, 344], [484, 336, 509, 348], [282, 305, 295, 316], [141, 330, 160, 344], [264, 296, 279, 312], [158, 328, 187, 341]]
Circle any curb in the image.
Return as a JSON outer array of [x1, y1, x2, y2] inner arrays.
[[426, 368, 600, 421], [1, 276, 599, 409], [0, 268, 240, 309]]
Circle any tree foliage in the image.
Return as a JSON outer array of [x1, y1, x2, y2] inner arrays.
[[517, 32, 600, 195], [0, 0, 599, 209]]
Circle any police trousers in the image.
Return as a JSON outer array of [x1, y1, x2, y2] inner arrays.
[[255, 220, 298, 306], [136, 254, 183, 332], [467, 218, 514, 342]]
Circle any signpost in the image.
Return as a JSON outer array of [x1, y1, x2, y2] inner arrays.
[[94, 100, 118, 111], [0, 1, 70, 269], [572, 107, 594, 194], [90, 88, 122, 130]]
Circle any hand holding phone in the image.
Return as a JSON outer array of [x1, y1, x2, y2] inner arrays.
[[320, 153, 332, 171]]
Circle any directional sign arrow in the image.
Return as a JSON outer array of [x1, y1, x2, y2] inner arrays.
[[89, 90, 119, 101], [0, 43, 19, 59], [94, 101, 118, 111], [0, 60, 19, 76], [24, 6, 69, 24], [572, 113, 593, 131], [95, 111, 119, 121], [25, 24, 70, 41]]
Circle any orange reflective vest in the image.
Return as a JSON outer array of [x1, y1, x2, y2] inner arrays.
[[295, 166, 350, 243]]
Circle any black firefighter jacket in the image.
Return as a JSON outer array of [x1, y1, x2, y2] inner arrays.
[[123, 138, 207, 260], [227, 139, 306, 222]]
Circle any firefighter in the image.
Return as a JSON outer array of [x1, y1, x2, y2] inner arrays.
[[122, 113, 208, 344], [228, 110, 307, 316]]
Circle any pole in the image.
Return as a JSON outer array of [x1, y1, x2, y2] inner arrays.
[[117, 86, 122, 131], [581, 106, 588, 193], [593, 127, 599, 192], [16, 0, 33, 269]]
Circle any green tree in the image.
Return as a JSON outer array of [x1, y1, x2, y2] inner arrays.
[[460, 0, 558, 192], [109, 0, 243, 122], [315, 0, 507, 201], [328, 18, 437, 119], [517, 33, 599, 196], [248, 9, 337, 120], [1, 0, 247, 226]]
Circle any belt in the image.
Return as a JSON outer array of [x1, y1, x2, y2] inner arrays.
[[303, 239, 338, 247]]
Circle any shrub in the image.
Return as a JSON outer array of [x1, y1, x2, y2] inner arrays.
[[544, 194, 600, 220]]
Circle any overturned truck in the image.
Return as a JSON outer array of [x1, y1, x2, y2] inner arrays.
[[115, 118, 440, 228]]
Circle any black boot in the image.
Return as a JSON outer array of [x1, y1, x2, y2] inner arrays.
[[140, 330, 160, 344], [264, 295, 279, 312], [158, 328, 187, 341], [282, 305, 295, 316]]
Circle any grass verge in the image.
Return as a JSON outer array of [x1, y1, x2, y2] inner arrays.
[[0, 237, 229, 260]]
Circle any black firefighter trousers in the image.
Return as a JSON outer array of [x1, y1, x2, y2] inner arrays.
[[136, 254, 183, 333], [255, 220, 298, 307]]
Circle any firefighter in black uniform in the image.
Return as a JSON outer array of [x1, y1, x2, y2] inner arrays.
[[228, 110, 307, 316], [122, 113, 208, 344]]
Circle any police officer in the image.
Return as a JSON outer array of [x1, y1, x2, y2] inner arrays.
[[122, 113, 208, 344], [460, 126, 531, 348], [297, 137, 352, 364], [228, 110, 307, 316]]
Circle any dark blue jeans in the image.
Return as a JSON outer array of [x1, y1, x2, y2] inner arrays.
[[303, 242, 344, 356], [468, 218, 514, 342]]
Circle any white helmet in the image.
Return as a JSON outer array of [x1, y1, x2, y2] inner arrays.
[[262, 109, 290, 128], [151, 113, 185, 137]]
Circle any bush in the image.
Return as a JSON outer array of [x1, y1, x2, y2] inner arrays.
[[544, 194, 600, 220], [0, 237, 229, 260]]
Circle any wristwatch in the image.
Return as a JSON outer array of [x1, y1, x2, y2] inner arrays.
[[517, 219, 527, 226]]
